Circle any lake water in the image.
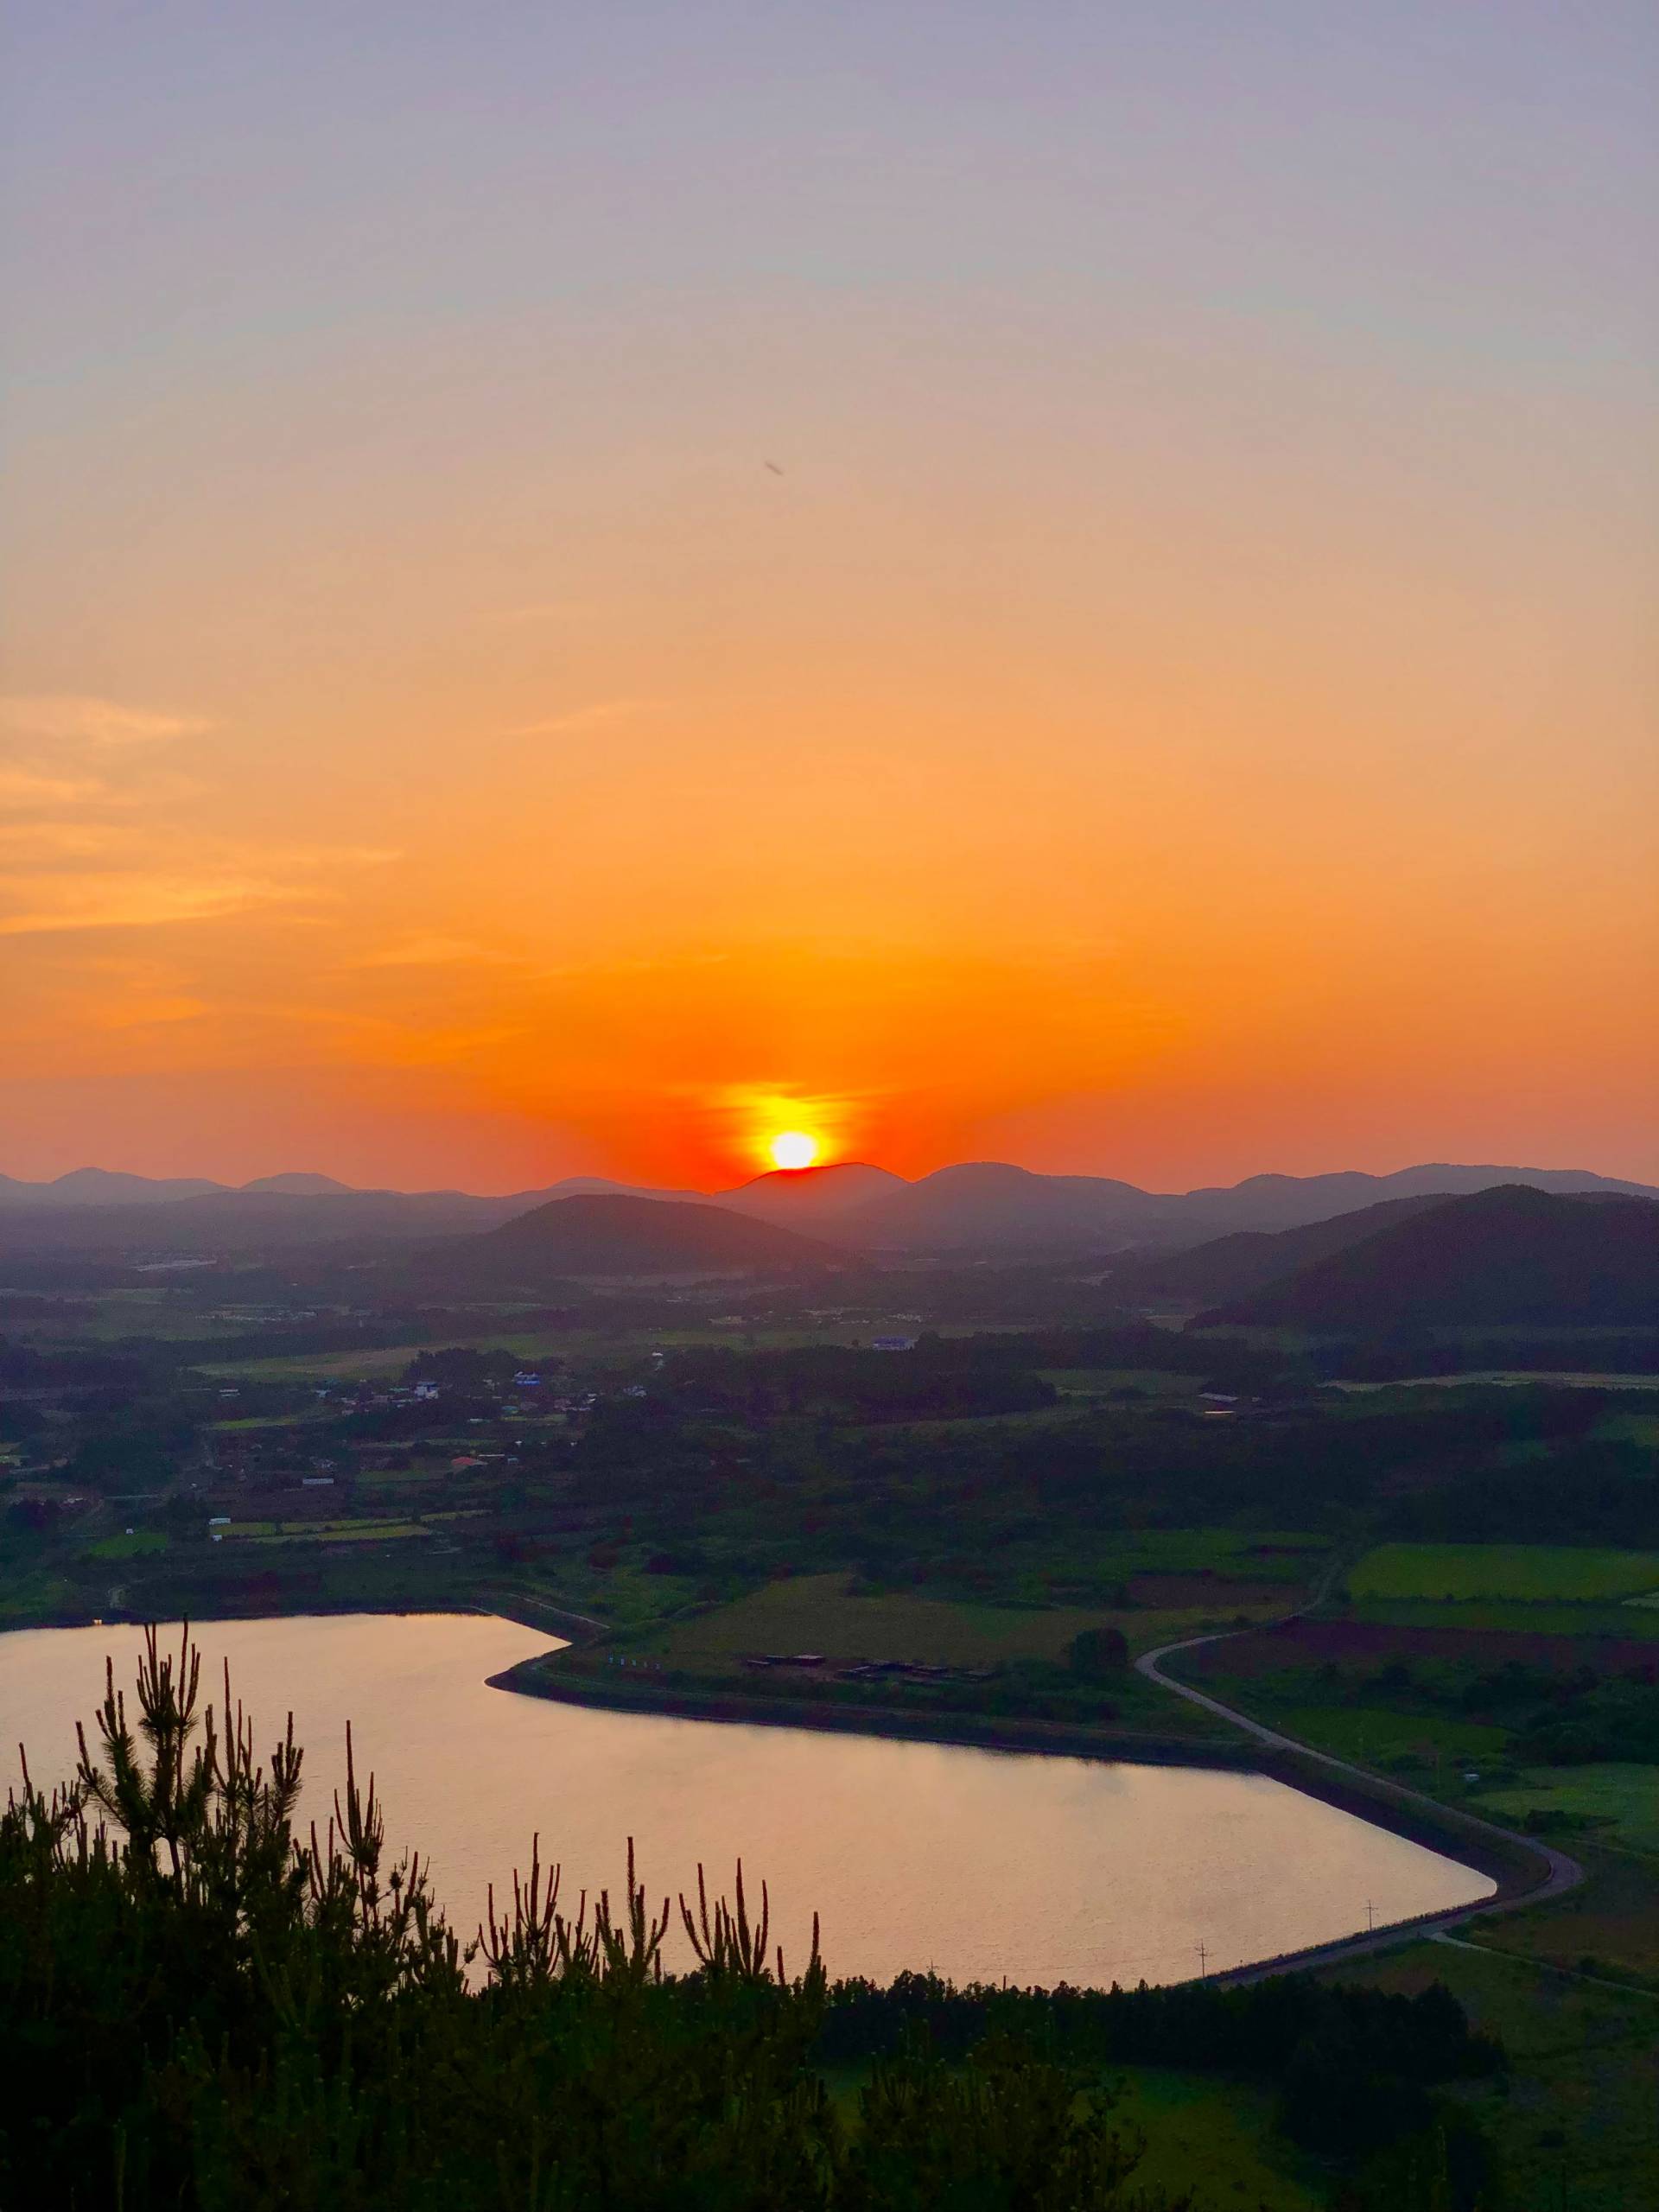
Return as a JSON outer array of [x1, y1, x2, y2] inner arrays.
[[0, 1612, 1494, 1987]]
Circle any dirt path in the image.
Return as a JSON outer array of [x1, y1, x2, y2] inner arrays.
[[1135, 1615, 1583, 1984]]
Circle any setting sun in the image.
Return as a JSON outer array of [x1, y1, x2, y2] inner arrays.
[[768, 1131, 821, 1172]]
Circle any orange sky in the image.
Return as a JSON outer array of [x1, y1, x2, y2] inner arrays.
[[3, 4, 1656, 1193]]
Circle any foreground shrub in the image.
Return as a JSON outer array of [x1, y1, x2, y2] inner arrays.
[[0, 1626, 1503, 2209]]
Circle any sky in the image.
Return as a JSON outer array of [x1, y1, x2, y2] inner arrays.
[[2, 1, 1656, 1194]]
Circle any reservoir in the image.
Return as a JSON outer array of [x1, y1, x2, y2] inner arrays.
[[1, 1611, 1493, 1986]]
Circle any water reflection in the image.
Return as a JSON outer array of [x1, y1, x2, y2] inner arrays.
[[0, 1613, 1493, 1987]]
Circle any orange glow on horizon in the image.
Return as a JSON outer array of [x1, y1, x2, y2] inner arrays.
[[1, 8, 1654, 1198]]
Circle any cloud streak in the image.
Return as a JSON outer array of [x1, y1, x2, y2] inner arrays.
[[0, 696, 214, 747], [0, 845, 399, 936]]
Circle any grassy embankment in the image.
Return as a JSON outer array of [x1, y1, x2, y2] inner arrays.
[[507, 1551, 1336, 1760], [1320, 1921, 1659, 2212]]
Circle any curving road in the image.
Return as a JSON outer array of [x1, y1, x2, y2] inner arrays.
[[1135, 1615, 1583, 1985]]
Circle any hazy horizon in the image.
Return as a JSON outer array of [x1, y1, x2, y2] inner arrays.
[[3, 1145, 1655, 1205], [4, 2, 1655, 1192]]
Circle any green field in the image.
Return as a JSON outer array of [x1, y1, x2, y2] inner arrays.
[[225, 1519, 431, 1545], [645, 1575, 1121, 1668], [1262, 1702, 1510, 1770], [1112, 2069, 1321, 2209], [1350, 1542, 1659, 1604], [641, 1569, 1289, 1672], [1481, 1765, 1659, 1853], [1602, 1413, 1659, 1448], [85, 1529, 169, 1560]]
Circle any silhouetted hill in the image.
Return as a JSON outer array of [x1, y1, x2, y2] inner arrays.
[[719, 1161, 907, 1228], [1109, 1195, 1449, 1307], [240, 1172, 357, 1196], [842, 1163, 1182, 1249], [0, 1166, 228, 1207], [531, 1175, 702, 1204], [1176, 1161, 1656, 1235], [454, 1193, 832, 1280], [1201, 1185, 1659, 1329]]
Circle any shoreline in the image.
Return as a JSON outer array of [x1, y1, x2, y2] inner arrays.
[[489, 1629, 1576, 1977], [486, 1650, 1261, 1772], [1134, 1623, 1581, 1981], [10, 1586, 1578, 1986]]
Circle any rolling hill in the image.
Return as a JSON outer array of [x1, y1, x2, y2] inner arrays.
[[840, 1162, 1183, 1249], [718, 1161, 906, 1229], [451, 1193, 833, 1280], [1105, 1194, 1450, 1308], [1199, 1185, 1659, 1329]]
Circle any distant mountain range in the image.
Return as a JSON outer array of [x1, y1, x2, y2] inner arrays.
[[0, 1157, 1653, 1263], [0, 1166, 696, 1213]]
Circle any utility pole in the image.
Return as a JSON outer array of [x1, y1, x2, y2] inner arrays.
[[1196, 1940, 1208, 1979], [1365, 1900, 1376, 1932]]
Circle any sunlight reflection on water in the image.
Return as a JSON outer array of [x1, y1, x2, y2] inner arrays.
[[1, 1612, 1493, 1986]]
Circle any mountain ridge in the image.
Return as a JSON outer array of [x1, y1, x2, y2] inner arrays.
[[0, 1158, 1652, 1258]]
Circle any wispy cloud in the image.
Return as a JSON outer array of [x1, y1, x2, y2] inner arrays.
[[0, 695, 213, 747], [0, 820, 132, 865], [0, 845, 398, 937], [0, 766, 109, 810], [0, 873, 286, 936]]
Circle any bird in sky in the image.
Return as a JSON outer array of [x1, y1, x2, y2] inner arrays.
[[763, 460, 784, 474]]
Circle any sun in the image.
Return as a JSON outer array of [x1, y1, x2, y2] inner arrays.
[[768, 1130, 821, 1172]]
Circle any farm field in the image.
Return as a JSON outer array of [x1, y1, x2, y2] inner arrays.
[[225, 1520, 432, 1545], [644, 1574, 1129, 1669], [86, 1529, 168, 1560], [1332, 1370, 1659, 1391], [1351, 1597, 1659, 1638], [638, 1568, 1293, 1675], [1262, 1702, 1510, 1771], [1322, 1934, 1659, 2212], [1349, 1542, 1659, 1604], [1474, 1840, 1659, 1983], [1481, 1766, 1659, 1854], [1178, 1614, 1659, 1679]]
